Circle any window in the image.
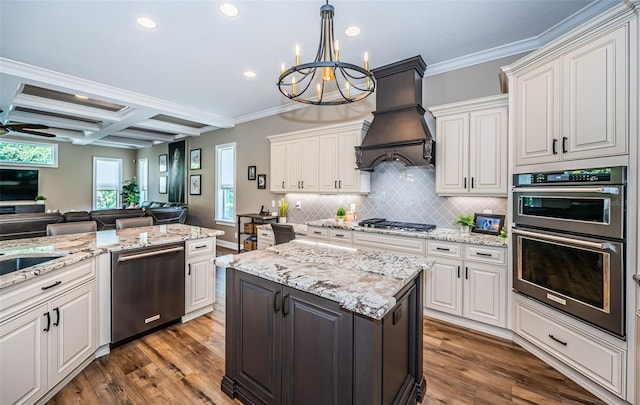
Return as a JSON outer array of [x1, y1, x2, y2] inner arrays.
[[216, 143, 236, 223], [93, 157, 122, 209], [0, 139, 58, 167], [138, 157, 149, 203]]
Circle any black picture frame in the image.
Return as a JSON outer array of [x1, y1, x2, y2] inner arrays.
[[189, 174, 201, 195], [472, 213, 505, 235], [248, 165, 256, 180], [159, 154, 168, 172], [190, 149, 201, 170], [257, 174, 266, 189], [159, 176, 167, 194]]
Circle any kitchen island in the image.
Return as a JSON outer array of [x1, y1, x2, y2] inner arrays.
[[218, 240, 432, 405]]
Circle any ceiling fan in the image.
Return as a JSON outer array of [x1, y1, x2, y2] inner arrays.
[[0, 109, 55, 137]]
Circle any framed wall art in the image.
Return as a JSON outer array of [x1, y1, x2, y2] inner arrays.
[[159, 154, 168, 172], [159, 176, 167, 194], [190, 174, 201, 195], [168, 140, 186, 203], [257, 174, 266, 189], [248, 165, 256, 180], [190, 149, 201, 170]]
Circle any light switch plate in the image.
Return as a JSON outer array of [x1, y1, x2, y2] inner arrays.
[[483, 209, 492, 214]]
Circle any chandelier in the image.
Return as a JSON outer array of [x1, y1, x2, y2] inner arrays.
[[277, 1, 376, 105]]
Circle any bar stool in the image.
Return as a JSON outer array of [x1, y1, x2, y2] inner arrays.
[[46, 221, 97, 236], [116, 217, 154, 229]]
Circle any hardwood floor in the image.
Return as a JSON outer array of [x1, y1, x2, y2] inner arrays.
[[49, 250, 605, 404]]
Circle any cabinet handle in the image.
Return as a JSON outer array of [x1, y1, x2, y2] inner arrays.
[[313, 231, 322, 235], [282, 181, 285, 189], [301, 181, 304, 189], [335, 180, 338, 189], [274, 290, 281, 313], [465, 267, 468, 280], [562, 136, 568, 154], [335, 234, 345, 238], [297, 181, 301, 188], [475, 252, 492, 257], [43, 312, 51, 332], [464, 177, 467, 189], [188, 263, 191, 276], [338, 180, 342, 189], [194, 244, 207, 249], [53, 307, 60, 327], [41, 280, 62, 291], [471, 177, 475, 189], [457, 266, 460, 278], [548, 334, 567, 346], [552, 139, 558, 155], [283, 293, 290, 317], [436, 247, 450, 252]]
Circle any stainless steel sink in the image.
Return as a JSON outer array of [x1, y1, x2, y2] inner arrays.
[[0, 256, 64, 276]]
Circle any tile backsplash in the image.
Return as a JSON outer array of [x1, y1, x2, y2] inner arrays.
[[284, 161, 507, 229]]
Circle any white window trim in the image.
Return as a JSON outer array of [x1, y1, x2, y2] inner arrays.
[[92, 156, 122, 210], [215, 142, 236, 225], [0, 139, 59, 168]]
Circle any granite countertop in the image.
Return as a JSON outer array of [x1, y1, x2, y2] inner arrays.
[[216, 239, 432, 320], [306, 219, 508, 247], [255, 222, 308, 236], [0, 224, 224, 289]]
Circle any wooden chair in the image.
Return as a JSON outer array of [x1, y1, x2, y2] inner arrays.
[[46, 221, 97, 236], [271, 223, 296, 245], [116, 217, 154, 229]]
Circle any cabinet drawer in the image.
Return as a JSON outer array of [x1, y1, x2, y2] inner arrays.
[[354, 232, 425, 255], [186, 238, 214, 257], [307, 227, 328, 240], [464, 245, 505, 265], [257, 229, 274, 242], [426, 241, 462, 258], [329, 229, 353, 244], [0, 258, 95, 318], [515, 299, 625, 396]]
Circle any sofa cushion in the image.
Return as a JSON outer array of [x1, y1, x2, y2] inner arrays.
[[146, 206, 188, 225]]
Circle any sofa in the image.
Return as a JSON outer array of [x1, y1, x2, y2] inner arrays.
[[0, 212, 63, 240]]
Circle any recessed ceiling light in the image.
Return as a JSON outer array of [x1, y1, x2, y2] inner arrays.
[[74, 94, 89, 99], [244, 71, 256, 78], [345, 26, 361, 37], [136, 16, 157, 29], [219, 3, 239, 17]]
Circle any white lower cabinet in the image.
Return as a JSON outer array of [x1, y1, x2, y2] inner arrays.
[[425, 240, 506, 328], [184, 238, 216, 319], [0, 259, 97, 405], [257, 228, 274, 249]]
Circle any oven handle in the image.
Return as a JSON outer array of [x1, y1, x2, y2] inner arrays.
[[512, 187, 620, 194], [512, 228, 618, 252]]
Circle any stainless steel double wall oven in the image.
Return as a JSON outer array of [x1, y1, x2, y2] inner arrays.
[[512, 166, 626, 337]]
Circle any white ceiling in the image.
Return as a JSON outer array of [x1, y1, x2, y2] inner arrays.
[[0, 0, 619, 148]]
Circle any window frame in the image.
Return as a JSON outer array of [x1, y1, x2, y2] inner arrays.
[[0, 138, 59, 168], [215, 142, 236, 225], [92, 156, 123, 210]]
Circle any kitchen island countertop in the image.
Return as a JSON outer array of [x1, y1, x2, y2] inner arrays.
[[216, 239, 432, 320], [307, 218, 508, 247], [0, 224, 224, 289]]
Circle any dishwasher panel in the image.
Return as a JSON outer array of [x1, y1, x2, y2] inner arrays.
[[111, 243, 185, 344]]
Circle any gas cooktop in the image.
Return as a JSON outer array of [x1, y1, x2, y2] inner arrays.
[[358, 218, 436, 233]]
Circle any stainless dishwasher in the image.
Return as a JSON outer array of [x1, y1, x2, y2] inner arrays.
[[111, 243, 185, 344]]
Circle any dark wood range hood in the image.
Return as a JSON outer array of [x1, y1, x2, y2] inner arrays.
[[355, 55, 434, 171]]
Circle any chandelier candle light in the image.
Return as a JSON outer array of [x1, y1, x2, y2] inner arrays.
[[277, 0, 376, 105]]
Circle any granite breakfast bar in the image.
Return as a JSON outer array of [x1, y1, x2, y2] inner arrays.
[[218, 240, 433, 405]]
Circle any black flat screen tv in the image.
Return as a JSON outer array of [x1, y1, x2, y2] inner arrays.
[[0, 168, 39, 201]]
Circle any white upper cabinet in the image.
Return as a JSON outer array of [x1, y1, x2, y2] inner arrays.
[[430, 95, 508, 196], [268, 121, 370, 194], [507, 23, 629, 168]]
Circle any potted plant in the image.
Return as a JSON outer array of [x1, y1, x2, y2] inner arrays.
[[336, 206, 346, 224], [35, 195, 46, 205], [121, 177, 140, 208], [454, 213, 475, 234], [278, 198, 288, 223]]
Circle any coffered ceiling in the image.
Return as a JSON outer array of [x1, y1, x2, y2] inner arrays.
[[0, 0, 618, 148]]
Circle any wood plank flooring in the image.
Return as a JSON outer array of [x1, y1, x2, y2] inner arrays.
[[49, 248, 606, 404]]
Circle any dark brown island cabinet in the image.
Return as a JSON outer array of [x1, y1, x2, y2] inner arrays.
[[221, 268, 425, 405]]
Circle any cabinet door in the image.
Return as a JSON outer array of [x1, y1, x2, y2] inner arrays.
[[318, 134, 339, 192], [463, 262, 506, 327], [435, 113, 469, 194], [337, 131, 363, 192], [299, 137, 319, 191], [515, 59, 561, 166], [186, 257, 214, 313], [285, 140, 301, 191], [469, 107, 507, 195], [424, 257, 463, 316], [281, 287, 353, 405], [49, 282, 97, 388], [562, 26, 627, 160], [0, 303, 48, 405], [270, 141, 287, 192], [232, 271, 282, 405]]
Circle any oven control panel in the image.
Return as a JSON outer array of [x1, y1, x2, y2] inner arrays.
[[514, 166, 625, 186]]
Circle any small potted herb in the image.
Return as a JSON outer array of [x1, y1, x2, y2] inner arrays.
[[35, 195, 46, 205], [336, 206, 346, 224], [454, 213, 475, 234]]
